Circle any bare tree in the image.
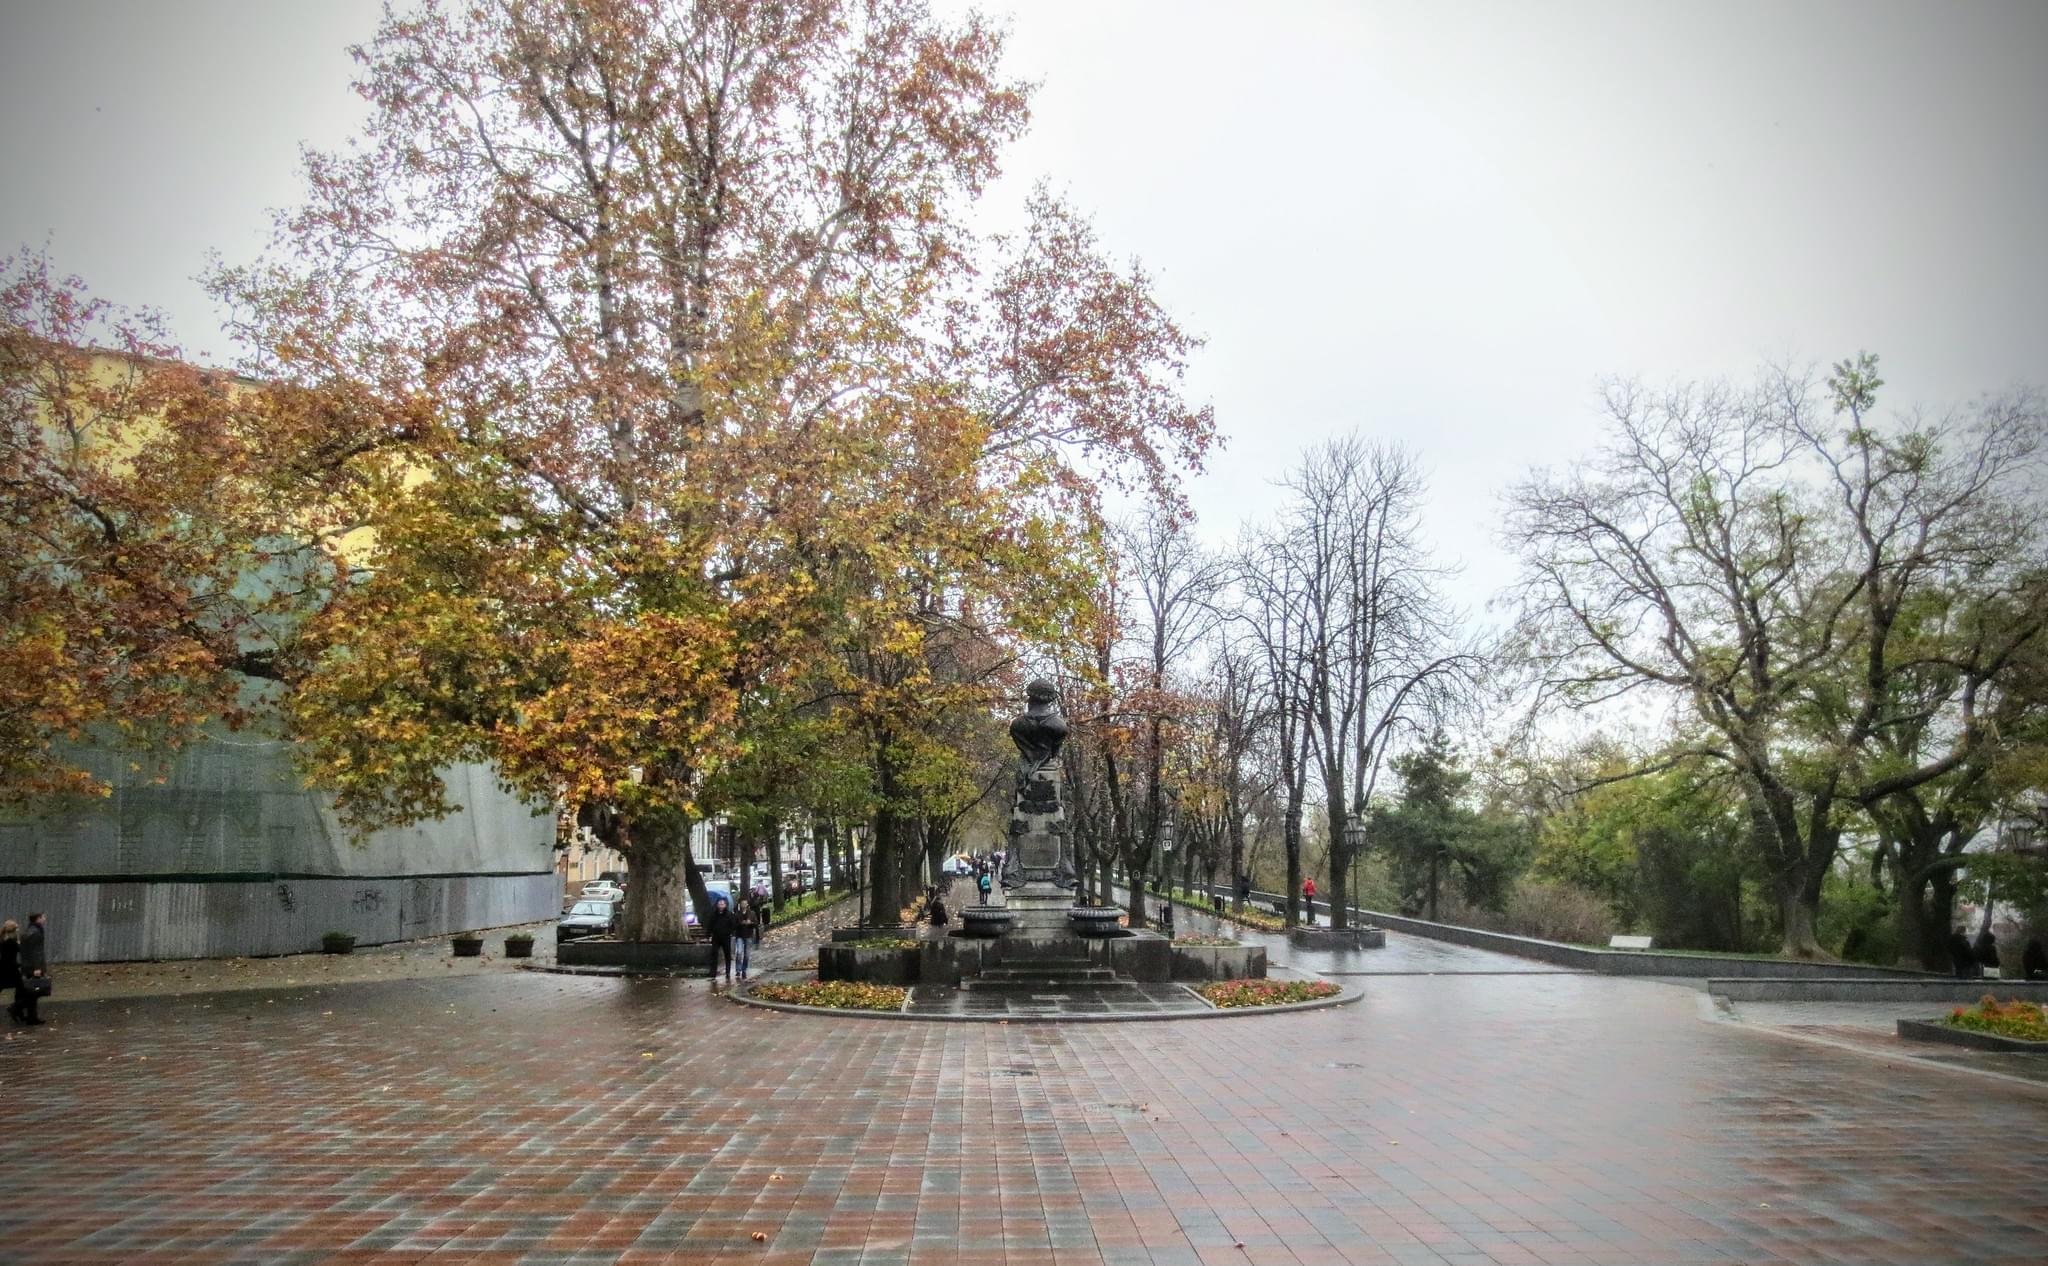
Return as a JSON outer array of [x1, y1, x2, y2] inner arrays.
[[1506, 356, 2047, 956]]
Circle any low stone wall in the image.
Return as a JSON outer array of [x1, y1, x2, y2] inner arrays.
[[1712, 977, 2048, 1004], [1194, 884, 1935, 980], [820, 944, 920, 984], [1897, 1017, 2048, 1053], [557, 939, 715, 970]]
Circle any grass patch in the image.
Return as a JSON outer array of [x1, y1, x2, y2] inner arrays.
[[1946, 995, 2048, 1042], [751, 979, 907, 1012], [843, 936, 919, 950], [775, 888, 855, 923], [1172, 934, 1240, 947], [1198, 978, 1341, 1008], [1162, 888, 1288, 932]]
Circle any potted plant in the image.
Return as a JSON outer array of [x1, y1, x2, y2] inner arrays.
[[451, 933, 485, 957], [504, 931, 535, 959], [321, 930, 357, 955]]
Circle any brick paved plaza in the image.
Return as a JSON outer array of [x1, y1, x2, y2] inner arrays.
[[6, 932, 2047, 1266]]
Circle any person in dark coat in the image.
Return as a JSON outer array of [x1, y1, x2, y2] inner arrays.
[[733, 896, 759, 980], [13, 912, 48, 1024], [1973, 928, 2001, 978], [0, 920, 19, 1021], [2024, 937, 2048, 982], [705, 896, 737, 982], [1948, 929, 1980, 979]]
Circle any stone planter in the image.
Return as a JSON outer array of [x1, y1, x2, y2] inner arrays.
[[451, 935, 484, 958], [558, 939, 715, 970], [819, 944, 921, 985], [504, 936, 534, 959], [1067, 906, 1125, 938], [1171, 942, 1268, 982], [959, 906, 1016, 938], [1286, 925, 1385, 950], [1897, 1017, 2048, 1053]]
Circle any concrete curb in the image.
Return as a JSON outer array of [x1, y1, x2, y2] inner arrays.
[[1710, 978, 2048, 1004]]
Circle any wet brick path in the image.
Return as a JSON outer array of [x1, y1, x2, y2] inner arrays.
[[4, 966, 2046, 1264]]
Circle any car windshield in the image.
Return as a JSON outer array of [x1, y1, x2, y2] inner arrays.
[[567, 901, 612, 916]]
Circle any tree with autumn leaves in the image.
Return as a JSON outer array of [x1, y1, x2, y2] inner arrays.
[[200, 0, 1210, 939], [1, 251, 382, 805]]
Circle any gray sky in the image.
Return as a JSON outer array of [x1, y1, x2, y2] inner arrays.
[[5, 0, 2044, 621]]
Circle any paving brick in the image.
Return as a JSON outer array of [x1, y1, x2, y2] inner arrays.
[[2, 957, 2044, 1264]]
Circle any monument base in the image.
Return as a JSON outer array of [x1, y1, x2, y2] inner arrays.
[[1004, 882, 1077, 933]]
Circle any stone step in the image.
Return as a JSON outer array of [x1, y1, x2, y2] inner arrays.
[[973, 964, 1114, 980], [959, 967, 1125, 991]]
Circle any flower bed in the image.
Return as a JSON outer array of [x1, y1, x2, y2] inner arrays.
[[843, 936, 920, 950], [1172, 934, 1239, 947], [751, 979, 908, 1011], [1947, 995, 2048, 1042], [1198, 978, 1341, 1008]]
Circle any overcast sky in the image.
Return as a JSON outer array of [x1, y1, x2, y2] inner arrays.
[[4, 0, 2044, 622]]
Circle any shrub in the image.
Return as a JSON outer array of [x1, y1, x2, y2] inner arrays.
[[752, 979, 908, 1011], [1443, 879, 1616, 945], [845, 936, 919, 950], [1172, 934, 1239, 947], [1947, 996, 2048, 1042], [1198, 979, 1341, 1008]]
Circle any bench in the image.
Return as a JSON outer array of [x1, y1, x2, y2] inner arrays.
[[1608, 935, 1654, 950]]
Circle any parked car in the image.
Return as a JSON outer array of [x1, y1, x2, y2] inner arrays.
[[683, 882, 734, 929], [581, 879, 623, 900], [557, 898, 621, 942]]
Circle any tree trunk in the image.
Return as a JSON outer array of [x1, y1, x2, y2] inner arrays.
[[814, 821, 829, 896], [1282, 784, 1305, 927], [736, 826, 757, 898], [1228, 806, 1246, 914], [620, 825, 693, 942], [1896, 866, 1958, 971], [1325, 805, 1350, 932], [765, 817, 785, 914]]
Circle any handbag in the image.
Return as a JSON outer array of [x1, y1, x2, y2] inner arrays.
[[23, 971, 50, 998]]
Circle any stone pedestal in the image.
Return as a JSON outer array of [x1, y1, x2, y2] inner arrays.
[[1004, 884, 1077, 934]]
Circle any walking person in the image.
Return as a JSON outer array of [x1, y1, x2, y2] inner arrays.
[[976, 869, 993, 905], [1, 920, 19, 1023], [733, 894, 759, 980], [706, 896, 737, 983], [1303, 876, 1317, 924], [12, 912, 49, 1024]]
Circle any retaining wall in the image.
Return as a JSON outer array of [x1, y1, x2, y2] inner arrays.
[[1711, 977, 2048, 1004], [1, 872, 560, 963], [1186, 883, 1934, 980]]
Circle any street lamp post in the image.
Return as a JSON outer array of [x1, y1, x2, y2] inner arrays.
[[1343, 810, 1367, 930]]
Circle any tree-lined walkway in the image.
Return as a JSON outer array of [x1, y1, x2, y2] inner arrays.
[[5, 958, 2044, 1263]]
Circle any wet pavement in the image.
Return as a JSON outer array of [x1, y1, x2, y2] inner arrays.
[[6, 945, 2047, 1263]]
